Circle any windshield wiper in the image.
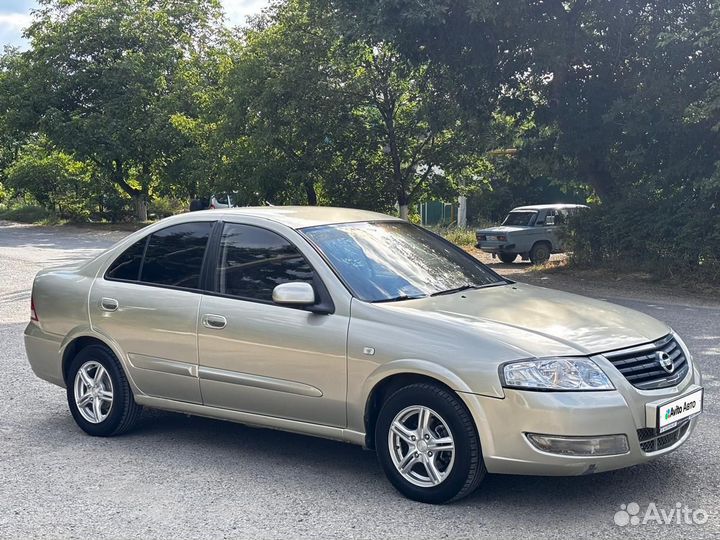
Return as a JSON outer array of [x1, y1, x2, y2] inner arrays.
[[372, 294, 427, 303], [430, 284, 480, 297], [432, 282, 509, 296]]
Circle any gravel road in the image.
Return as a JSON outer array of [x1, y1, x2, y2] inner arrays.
[[0, 221, 718, 539]]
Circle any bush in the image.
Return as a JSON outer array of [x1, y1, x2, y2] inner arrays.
[[148, 196, 187, 219], [565, 194, 720, 282], [0, 204, 54, 223]]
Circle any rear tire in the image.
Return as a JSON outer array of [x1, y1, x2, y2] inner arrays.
[[529, 242, 551, 265], [375, 383, 485, 503], [498, 252, 517, 264], [66, 344, 142, 437]]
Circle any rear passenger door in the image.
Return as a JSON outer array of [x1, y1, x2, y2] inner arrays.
[[89, 221, 214, 404]]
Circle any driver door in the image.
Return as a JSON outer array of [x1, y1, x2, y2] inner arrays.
[[196, 222, 348, 427]]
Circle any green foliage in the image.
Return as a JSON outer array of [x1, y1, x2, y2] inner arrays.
[[148, 196, 187, 219], [5, 142, 93, 221], [13, 0, 224, 220], [0, 0, 717, 281], [0, 204, 54, 224], [565, 195, 720, 283], [434, 227, 477, 248]]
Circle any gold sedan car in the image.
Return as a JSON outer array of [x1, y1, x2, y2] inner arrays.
[[25, 207, 703, 503]]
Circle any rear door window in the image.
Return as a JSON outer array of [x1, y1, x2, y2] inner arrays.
[[139, 222, 213, 290], [105, 238, 147, 281]]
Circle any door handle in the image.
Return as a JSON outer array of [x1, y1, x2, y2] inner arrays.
[[201, 314, 227, 330], [100, 297, 119, 312]]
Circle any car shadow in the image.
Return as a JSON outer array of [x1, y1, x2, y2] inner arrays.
[[36, 406, 695, 508]]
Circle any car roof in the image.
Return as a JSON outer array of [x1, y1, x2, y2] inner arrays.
[[191, 206, 401, 229], [510, 204, 588, 212]]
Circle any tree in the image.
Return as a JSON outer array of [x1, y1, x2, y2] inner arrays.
[[334, 0, 716, 203], [207, 0, 489, 217], [18, 0, 223, 220]]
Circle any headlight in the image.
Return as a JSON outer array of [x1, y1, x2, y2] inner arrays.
[[501, 357, 614, 391]]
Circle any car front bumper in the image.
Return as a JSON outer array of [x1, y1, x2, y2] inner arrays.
[[459, 359, 702, 476]]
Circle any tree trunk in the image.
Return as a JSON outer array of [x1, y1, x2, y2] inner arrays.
[[399, 204, 409, 220], [134, 193, 147, 221], [584, 158, 617, 202], [305, 180, 318, 206]]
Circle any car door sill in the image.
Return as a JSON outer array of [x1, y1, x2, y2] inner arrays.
[[133, 394, 366, 446]]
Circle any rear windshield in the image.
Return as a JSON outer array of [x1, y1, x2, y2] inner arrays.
[[502, 211, 537, 226]]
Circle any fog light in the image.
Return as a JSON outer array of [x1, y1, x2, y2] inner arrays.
[[526, 433, 629, 456]]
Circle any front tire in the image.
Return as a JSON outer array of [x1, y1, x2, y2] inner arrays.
[[66, 345, 142, 437], [375, 383, 485, 503]]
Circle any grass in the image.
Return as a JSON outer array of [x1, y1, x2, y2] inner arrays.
[[432, 226, 477, 247]]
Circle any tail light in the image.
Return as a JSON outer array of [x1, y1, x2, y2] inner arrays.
[[30, 296, 39, 322], [497, 235, 507, 242]]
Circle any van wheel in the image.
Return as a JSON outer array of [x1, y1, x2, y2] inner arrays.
[[498, 252, 517, 264], [375, 383, 485, 503], [530, 242, 551, 265], [66, 345, 142, 437]]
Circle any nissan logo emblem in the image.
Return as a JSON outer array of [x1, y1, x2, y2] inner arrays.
[[657, 351, 675, 374]]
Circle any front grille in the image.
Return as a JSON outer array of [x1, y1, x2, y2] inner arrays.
[[637, 419, 691, 453], [602, 334, 689, 390]]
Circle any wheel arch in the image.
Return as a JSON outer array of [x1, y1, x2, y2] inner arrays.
[[361, 361, 475, 450], [531, 239, 553, 252], [60, 329, 131, 388]]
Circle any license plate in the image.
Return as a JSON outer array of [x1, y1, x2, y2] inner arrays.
[[657, 388, 703, 433]]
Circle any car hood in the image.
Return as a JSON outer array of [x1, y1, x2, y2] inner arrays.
[[476, 225, 531, 234], [382, 283, 669, 358]]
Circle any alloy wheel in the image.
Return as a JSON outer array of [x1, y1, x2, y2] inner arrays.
[[387, 405, 455, 487], [73, 360, 114, 424]]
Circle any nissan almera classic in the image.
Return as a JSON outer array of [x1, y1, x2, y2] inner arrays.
[[25, 207, 703, 503]]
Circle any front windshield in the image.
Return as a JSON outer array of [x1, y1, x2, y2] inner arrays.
[[502, 211, 537, 226], [302, 221, 506, 302]]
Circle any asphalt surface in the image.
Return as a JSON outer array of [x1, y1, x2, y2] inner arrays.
[[0, 221, 718, 539]]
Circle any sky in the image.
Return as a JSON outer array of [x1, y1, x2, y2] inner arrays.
[[0, 0, 270, 49]]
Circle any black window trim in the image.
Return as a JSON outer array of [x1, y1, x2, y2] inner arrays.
[[202, 220, 335, 315], [103, 220, 217, 295]]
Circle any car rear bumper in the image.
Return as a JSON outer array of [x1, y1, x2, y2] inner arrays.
[[24, 322, 65, 387], [476, 241, 516, 253], [459, 365, 702, 476]]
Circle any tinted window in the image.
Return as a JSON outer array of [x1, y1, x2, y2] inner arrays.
[[216, 224, 314, 302], [106, 238, 147, 281], [140, 222, 212, 289]]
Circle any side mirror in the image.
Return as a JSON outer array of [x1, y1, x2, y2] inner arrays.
[[272, 282, 316, 306]]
